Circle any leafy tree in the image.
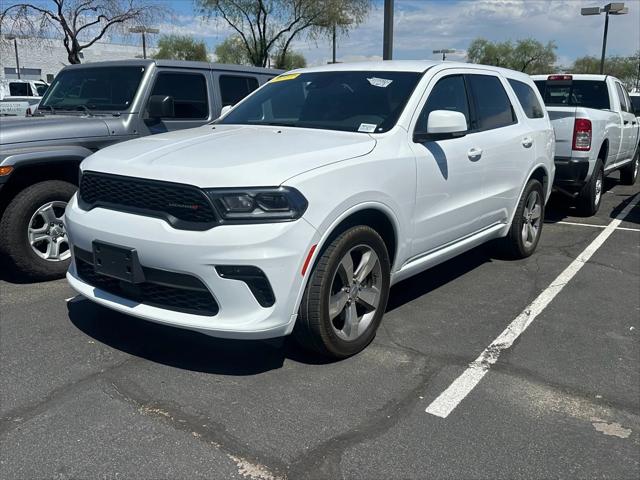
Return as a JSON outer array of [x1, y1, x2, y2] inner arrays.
[[571, 52, 640, 90], [467, 38, 557, 74], [214, 34, 251, 64], [0, 0, 164, 64], [155, 34, 209, 61], [273, 47, 306, 69], [199, 0, 371, 67]]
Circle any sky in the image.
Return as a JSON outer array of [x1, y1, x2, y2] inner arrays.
[[155, 0, 640, 67]]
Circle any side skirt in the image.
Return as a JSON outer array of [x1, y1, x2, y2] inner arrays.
[[391, 223, 506, 286]]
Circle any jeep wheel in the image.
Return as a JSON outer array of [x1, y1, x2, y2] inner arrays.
[[0, 180, 77, 281]]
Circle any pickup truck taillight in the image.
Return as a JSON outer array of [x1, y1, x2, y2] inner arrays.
[[572, 118, 592, 151]]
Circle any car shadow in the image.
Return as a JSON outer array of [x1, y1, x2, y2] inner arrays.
[[67, 298, 338, 376], [68, 242, 497, 375], [544, 175, 626, 223]]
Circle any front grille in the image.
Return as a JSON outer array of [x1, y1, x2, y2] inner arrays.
[[75, 249, 219, 316], [79, 171, 217, 230]]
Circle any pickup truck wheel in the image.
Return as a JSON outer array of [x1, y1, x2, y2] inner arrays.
[[293, 226, 390, 359], [0, 180, 77, 281], [577, 160, 604, 216], [500, 178, 544, 259], [619, 151, 639, 185]]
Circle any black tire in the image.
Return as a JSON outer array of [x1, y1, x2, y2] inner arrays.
[[293, 225, 391, 359], [619, 149, 639, 185], [500, 178, 545, 259], [0, 180, 77, 281], [576, 159, 604, 216]]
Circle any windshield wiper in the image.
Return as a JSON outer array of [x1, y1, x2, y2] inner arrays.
[[76, 105, 94, 116], [39, 105, 55, 114]]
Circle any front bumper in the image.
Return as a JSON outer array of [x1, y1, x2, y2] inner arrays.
[[553, 156, 590, 188], [65, 194, 319, 339]]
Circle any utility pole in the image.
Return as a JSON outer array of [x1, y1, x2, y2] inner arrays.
[[383, 0, 394, 60], [4, 35, 24, 79], [332, 24, 337, 64], [433, 49, 456, 61], [129, 26, 159, 59], [581, 3, 629, 75]]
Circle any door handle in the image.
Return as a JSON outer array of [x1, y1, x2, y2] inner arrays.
[[522, 137, 533, 148], [467, 147, 482, 161]]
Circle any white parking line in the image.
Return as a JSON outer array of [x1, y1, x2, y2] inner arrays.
[[425, 196, 639, 418], [553, 220, 640, 232]]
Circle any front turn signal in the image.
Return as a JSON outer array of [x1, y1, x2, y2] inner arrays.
[[0, 166, 14, 176]]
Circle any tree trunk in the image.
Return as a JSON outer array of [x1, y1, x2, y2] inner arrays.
[[68, 50, 82, 64], [66, 37, 82, 64]]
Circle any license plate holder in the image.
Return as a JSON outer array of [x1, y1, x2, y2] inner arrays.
[[92, 241, 145, 284]]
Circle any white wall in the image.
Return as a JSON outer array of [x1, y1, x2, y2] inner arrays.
[[0, 37, 156, 82]]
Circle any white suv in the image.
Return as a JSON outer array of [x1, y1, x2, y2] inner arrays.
[[65, 61, 555, 358]]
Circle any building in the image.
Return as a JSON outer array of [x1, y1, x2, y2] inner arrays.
[[0, 37, 156, 82]]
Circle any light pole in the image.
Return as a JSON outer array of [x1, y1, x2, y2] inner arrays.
[[433, 49, 456, 61], [383, 0, 394, 60], [129, 26, 159, 59], [3, 34, 27, 79], [581, 2, 629, 74]]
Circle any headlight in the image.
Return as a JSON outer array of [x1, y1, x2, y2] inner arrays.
[[205, 187, 308, 222]]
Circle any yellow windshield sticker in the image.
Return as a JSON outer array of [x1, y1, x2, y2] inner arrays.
[[270, 73, 301, 83]]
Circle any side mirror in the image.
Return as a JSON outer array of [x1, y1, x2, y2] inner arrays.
[[147, 95, 175, 119], [220, 104, 233, 117], [414, 110, 468, 142]]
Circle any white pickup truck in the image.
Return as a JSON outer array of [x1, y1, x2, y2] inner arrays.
[[532, 74, 639, 215], [0, 79, 48, 116]]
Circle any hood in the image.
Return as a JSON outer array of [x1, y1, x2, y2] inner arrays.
[[0, 115, 110, 145], [81, 124, 376, 187]]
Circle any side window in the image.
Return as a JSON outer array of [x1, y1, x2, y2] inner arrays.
[[467, 74, 517, 131], [219, 75, 259, 107], [415, 75, 470, 133], [615, 83, 629, 112], [149, 72, 209, 119], [508, 79, 544, 119], [9, 82, 30, 96], [35, 83, 48, 96]]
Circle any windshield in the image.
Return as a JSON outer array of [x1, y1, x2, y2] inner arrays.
[[219, 71, 422, 133], [39, 66, 145, 112], [534, 80, 610, 110]]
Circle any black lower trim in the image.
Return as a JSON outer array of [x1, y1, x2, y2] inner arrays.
[[553, 156, 589, 188], [74, 247, 219, 316], [216, 265, 275, 307]]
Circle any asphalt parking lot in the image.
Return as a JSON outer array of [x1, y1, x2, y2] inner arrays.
[[1, 173, 638, 480]]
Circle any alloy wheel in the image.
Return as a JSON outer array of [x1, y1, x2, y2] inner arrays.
[[328, 245, 383, 341], [521, 190, 542, 249], [28, 201, 70, 261], [594, 170, 603, 207]]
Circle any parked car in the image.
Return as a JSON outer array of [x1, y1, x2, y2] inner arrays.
[[532, 74, 639, 215], [0, 79, 48, 116], [65, 61, 555, 358], [0, 59, 280, 280]]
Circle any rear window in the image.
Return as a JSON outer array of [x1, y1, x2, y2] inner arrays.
[[9, 82, 30, 96], [467, 74, 516, 131], [535, 80, 610, 110], [508, 79, 544, 119], [219, 75, 259, 107]]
